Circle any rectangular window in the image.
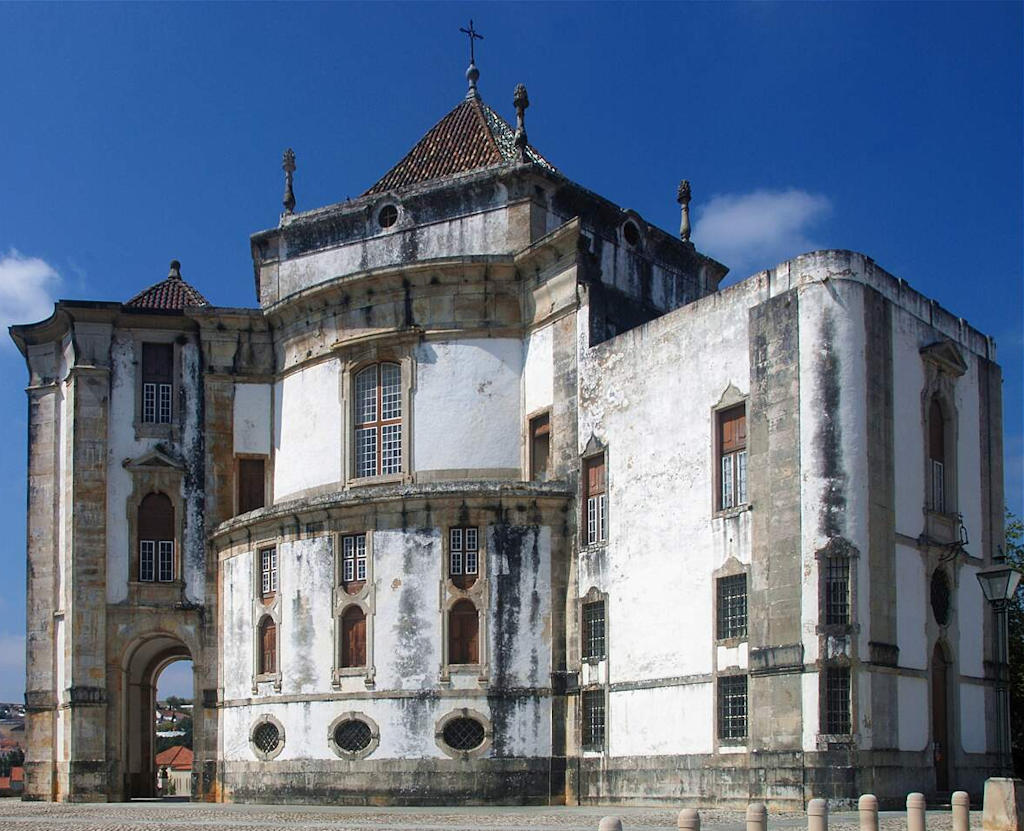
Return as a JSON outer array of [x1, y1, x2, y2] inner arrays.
[[449, 527, 479, 589], [581, 689, 606, 750], [158, 541, 174, 582], [717, 405, 747, 510], [931, 459, 945, 513], [584, 456, 607, 545], [141, 343, 173, 424], [582, 600, 606, 660], [824, 555, 850, 625], [139, 540, 155, 582], [342, 534, 367, 586], [824, 666, 851, 734], [718, 675, 748, 741], [529, 413, 550, 481], [238, 458, 266, 514], [717, 574, 748, 640], [354, 363, 402, 478], [260, 547, 278, 596]]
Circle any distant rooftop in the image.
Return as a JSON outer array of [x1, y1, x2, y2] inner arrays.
[[125, 260, 209, 311]]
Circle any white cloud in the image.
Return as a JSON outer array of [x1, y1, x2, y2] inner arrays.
[[0, 634, 24, 703], [693, 189, 832, 278], [0, 249, 62, 334]]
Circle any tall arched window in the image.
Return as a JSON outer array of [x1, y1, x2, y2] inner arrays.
[[340, 606, 366, 668], [354, 363, 402, 478], [138, 492, 174, 582], [258, 616, 277, 675], [929, 397, 946, 512], [449, 600, 479, 665]]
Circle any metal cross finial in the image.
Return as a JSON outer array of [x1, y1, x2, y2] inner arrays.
[[459, 20, 483, 65], [282, 148, 296, 216]]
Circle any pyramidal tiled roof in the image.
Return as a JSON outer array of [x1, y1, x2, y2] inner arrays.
[[364, 91, 555, 196], [125, 261, 209, 310]]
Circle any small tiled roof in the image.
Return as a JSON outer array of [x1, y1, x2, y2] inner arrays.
[[155, 745, 193, 770], [125, 261, 209, 310], [364, 93, 555, 196], [10, 766, 23, 782]]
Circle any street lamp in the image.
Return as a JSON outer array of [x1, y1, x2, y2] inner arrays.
[[976, 559, 1022, 774]]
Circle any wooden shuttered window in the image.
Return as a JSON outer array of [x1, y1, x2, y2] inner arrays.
[[340, 607, 367, 668], [529, 413, 550, 481], [584, 456, 607, 545], [141, 343, 173, 424], [718, 405, 748, 510], [237, 458, 265, 514], [259, 617, 277, 675], [138, 492, 174, 582], [448, 600, 479, 664]]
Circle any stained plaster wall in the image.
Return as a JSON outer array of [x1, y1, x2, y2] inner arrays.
[[273, 360, 342, 500], [233, 384, 272, 455], [220, 523, 552, 763], [105, 332, 206, 605], [412, 339, 522, 474]]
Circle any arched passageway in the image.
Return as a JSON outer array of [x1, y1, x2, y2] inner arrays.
[[121, 635, 193, 799]]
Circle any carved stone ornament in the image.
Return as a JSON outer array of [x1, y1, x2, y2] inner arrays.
[[282, 148, 296, 215]]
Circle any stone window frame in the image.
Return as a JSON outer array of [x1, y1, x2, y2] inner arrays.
[[434, 708, 492, 760], [340, 346, 415, 489], [249, 713, 286, 761], [252, 544, 282, 693], [579, 586, 609, 665], [580, 685, 608, 754], [920, 340, 966, 523], [815, 537, 859, 636], [124, 451, 186, 590], [619, 213, 645, 251], [817, 660, 854, 743], [131, 331, 183, 441], [235, 453, 270, 516], [333, 531, 376, 687], [712, 558, 749, 646], [715, 670, 749, 745], [711, 386, 750, 517], [580, 437, 608, 549], [527, 407, 551, 482], [371, 198, 404, 233], [327, 711, 380, 760], [440, 522, 489, 686]]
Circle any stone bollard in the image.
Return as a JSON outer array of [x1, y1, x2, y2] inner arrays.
[[952, 791, 971, 831], [678, 808, 701, 831], [907, 792, 927, 831], [747, 802, 768, 831], [808, 798, 829, 831], [599, 818, 624, 831], [983, 778, 1024, 831], [859, 794, 879, 831]]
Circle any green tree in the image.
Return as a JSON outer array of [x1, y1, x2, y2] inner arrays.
[[1006, 510, 1024, 775], [155, 715, 193, 754]]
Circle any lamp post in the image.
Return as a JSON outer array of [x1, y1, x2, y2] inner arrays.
[[976, 559, 1022, 774]]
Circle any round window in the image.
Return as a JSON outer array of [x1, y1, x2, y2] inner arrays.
[[378, 204, 398, 229], [442, 716, 485, 751], [334, 719, 372, 753], [622, 220, 641, 247], [252, 721, 281, 755], [931, 569, 951, 626]]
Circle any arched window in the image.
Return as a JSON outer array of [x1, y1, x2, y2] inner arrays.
[[340, 606, 366, 668], [929, 397, 946, 512], [354, 363, 402, 478], [138, 492, 174, 582], [258, 616, 277, 675], [448, 600, 479, 665]]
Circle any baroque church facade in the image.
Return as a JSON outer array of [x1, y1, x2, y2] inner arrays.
[[11, 62, 1006, 807]]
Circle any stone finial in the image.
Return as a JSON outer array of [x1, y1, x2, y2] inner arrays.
[[513, 83, 530, 162], [168, 260, 182, 280], [282, 148, 296, 215], [466, 62, 480, 99], [676, 179, 692, 242]]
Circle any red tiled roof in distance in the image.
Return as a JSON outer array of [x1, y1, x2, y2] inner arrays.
[[10, 767, 23, 782], [155, 745, 193, 770], [125, 260, 209, 310], [364, 91, 555, 196]]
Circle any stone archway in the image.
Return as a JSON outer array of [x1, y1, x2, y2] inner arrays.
[[120, 634, 193, 799]]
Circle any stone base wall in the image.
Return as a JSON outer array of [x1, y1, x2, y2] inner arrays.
[[219, 757, 559, 805]]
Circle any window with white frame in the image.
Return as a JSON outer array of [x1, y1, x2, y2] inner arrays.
[[449, 527, 479, 589], [717, 404, 747, 510], [584, 455, 607, 545], [354, 363, 402, 478], [260, 546, 278, 597], [141, 343, 173, 424], [137, 492, 174, 583], [341, 533, 367, 593]]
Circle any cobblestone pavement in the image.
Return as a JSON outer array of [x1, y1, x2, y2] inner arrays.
[[0, 800, 982, 831]]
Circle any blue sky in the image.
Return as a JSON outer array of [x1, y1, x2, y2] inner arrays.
[[0, 2, 1020, 700]]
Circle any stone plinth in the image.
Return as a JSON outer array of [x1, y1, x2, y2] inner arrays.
[[983, 778, 1024, 831]]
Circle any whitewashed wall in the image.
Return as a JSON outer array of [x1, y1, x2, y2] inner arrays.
[[523, 325, 553, 416], [413, 339, 521, 474], [234, 384, 272, 455], [273, 361, 341, 500]]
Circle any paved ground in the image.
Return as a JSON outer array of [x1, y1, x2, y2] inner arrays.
[[0, 800, 982, 831]]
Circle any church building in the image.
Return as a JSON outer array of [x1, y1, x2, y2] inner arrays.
[[10, 56, 1006, 807]]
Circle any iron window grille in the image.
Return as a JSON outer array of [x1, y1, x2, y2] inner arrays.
[[252, 721, 281, 754], [716, 574, 748, 639], [582, 601, 606, 660], [334, 719, 372, 752], [581, 689, 606, 750], [824, 555, 851, 625], [824, 666, 851, 734], [718, 675, 748, 741], [442, 717, 485, 751]]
